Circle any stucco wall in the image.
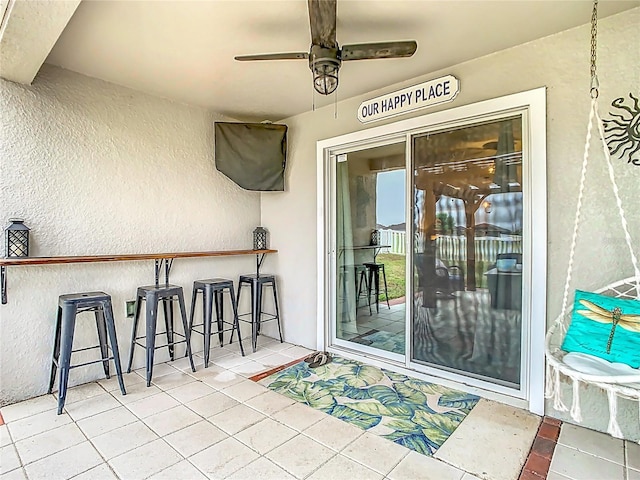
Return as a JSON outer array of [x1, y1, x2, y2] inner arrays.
[[0, 65, 261, 404], [261, 8, 640, 438]]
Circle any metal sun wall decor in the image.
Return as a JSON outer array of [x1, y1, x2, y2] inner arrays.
[[603, 93, 640, 166]]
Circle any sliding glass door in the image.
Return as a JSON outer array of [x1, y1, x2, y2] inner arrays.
[[411, 116, 525, 389], [321, 88, 546, 410], [333, 140, 407, 361]]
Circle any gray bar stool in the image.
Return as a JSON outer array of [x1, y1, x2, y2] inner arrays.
[[48, 292, 126, 415], [188, 278, 244, 367], [126, 284, 195, 386], [233, 274, 282, 352]]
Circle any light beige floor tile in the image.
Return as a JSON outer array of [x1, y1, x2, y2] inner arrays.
[[549, 444, 625, 480], [0, 425, 11, 448], [53, 383, 106, 405], [91, 421, 157, 459], [189, 437, 259, 479], [0, 395, 57, 423], [266, 435, 336, 479], [258, 353, 295, 368], [303, 415, 364, 451], [125, 391, 180, 418], [0, 467, 27, 480], [167, 355, 205, 372], [165, 381, 216, 404], [98, 373, 144, 392], [71, 463, 117, 480], [76, 406, 137, 439], [342, 432, 409, 475], [199, 369, 246, 389], [388, 451, 465, 480], [240, 347, 278, 361], [24, 441, 102, 480], [113, 382, 161, 405], [148, 460, 207, 479], [308, 454, 384, 480], [280, 345, 314, 359], [143, 405, 201, 436], [558, 423, 624, 464], [188, 364, 229, 380], [629, 468, 640, 480], [14, 423, 85, 465], [227, 457, 296, 480], [152, 371, 197, 391], [208, 404, 266, 435], [64, 393, 121, 421], [627, 441, 640, 471], [185, 391, 238, 418], [212, 352, 252, 369], [221, 380, 268, 402], [546, 472, 572, 480], [461, 474, 482, 480], [272, 403, 328, 432], [230, 360, 269, 377], [7, 409, 72, 442], [134, 362, 179, 379], [263, 341, 295, 353], [434, 399, 539, 480], [244, 390, 296, 416], [164, 420, 227, 457], [108, 438, 182, 480], [0, 445, 21, 473], [235, 418, 297, 454]]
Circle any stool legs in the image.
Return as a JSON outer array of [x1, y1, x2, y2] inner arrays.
[[381, 265, 390, 309], [103, 300, 126, 397], [162, 298, 175, 361], [126, 297, 143, 374], [95, 308, 110, 378], [145, 293, 160, 387], [214, 290, 224, 347], [56, 303, 78, 415], [176, 290, 195, 373], [271, 280, 283, 344], [228, 288, 245, 356], [48, 307, 63, 396], [236, 278, 282, 353], [202, 287, 213, 367]]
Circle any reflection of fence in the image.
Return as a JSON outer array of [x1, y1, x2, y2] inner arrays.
[[378, 230, 522, 262]]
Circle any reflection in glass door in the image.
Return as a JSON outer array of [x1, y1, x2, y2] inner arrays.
[[411, 116, 524, 388], [335, 141, 406, 358]]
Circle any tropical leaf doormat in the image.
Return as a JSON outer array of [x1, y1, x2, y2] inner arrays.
[[260, 355, 480, 456]]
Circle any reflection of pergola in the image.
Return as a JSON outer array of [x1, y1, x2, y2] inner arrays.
[[415, 152, 522, 291]]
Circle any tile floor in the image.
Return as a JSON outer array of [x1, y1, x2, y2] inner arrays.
[[0, 335, 637, 480]]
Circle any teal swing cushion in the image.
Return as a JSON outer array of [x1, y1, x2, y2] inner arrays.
[[561, 290, 640, 368]]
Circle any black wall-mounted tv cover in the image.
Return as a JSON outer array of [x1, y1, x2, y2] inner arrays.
[[214, 122, 287, 191]]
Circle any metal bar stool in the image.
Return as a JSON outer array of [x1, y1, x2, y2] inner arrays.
[[126, 284, 195, 386], [232, 274, 282, 353], [364, 262, 391, 313], [355, 264, 372, 314], [48, 292, 126, 414], [188, 278, 244, 367]]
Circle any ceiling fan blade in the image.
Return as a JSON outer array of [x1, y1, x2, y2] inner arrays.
[[308, 0, 337, 48], [234, 52, 309, 61], [341, 41, 417, 61]]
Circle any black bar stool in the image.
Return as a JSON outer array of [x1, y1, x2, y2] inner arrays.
[[126, 284, 195, 386], [364, 262, 390, 313], [355, 264, 372, 314], [48, 292, 126, 414], [232, 274, 282, 352], [188, 278, 244, 367]]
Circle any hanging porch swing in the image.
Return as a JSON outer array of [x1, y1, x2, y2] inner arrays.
[[544, 0, 640, 439]]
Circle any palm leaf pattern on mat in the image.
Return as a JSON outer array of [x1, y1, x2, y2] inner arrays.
[[263, 355, 479, 456]]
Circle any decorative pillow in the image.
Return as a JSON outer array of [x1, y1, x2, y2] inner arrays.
[[561, 290, 640, 368]]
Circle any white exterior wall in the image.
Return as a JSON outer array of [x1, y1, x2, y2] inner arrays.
[[261, 9, 640, 438], [0, 65, 261, 404]]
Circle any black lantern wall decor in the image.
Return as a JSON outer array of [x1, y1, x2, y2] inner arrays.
[[370, 229, 380, 246], [253, 226, 268, 250], [5, 219, 30, 258]]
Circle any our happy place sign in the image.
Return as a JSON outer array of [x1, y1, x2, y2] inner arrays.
[[357, 75, 460, 123]]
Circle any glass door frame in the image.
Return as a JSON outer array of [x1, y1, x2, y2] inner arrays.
[[317, 87, 547, 414]]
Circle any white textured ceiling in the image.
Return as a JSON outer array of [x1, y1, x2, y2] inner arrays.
[[45, 0, 639, 121]]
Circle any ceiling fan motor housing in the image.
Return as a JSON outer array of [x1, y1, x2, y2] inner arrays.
[[309, 45, 341, 95]]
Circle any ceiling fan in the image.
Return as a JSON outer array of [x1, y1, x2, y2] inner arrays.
[[234, 0, 418, 95]]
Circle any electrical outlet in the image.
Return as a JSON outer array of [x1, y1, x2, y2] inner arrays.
[[125, 300, 136, 318]]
